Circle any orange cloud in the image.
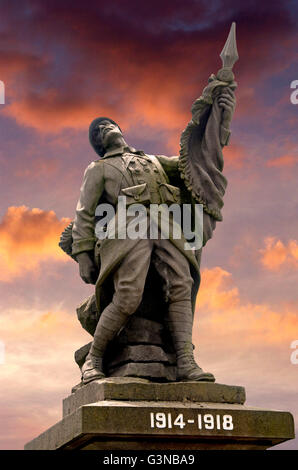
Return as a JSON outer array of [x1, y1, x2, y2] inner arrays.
[[259, 237, 298, 271], [0, 1, 295, 136], [14, 157, 60, 179], [0, 206, 72, 282], [0, 305, 91, 449], [0, 267, 297, 449], [221, 142, 246, 169], [193, 267, 298, 434], [3, 61, 191, 136], [197, 267, 239, 311], [267, 154, 298, 168], [194, 266, 298, 348]]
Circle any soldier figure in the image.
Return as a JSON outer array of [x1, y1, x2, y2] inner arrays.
[[71, 77, 235, 384]]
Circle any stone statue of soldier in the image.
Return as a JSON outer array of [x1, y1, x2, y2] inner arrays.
[[63, 74, 235, 385]]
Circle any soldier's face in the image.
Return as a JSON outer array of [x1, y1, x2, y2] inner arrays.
[[97, 120, 122, 147]]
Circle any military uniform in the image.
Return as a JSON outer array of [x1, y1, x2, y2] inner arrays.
[[72, 145, 217, 383], [72, 85, 231, 383], [71, 146, 211, 313]]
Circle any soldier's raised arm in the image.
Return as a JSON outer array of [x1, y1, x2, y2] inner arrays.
[[178, 22, 238, 239]]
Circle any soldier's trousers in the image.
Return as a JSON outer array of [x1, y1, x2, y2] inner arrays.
[[91, 238, 194, 357]]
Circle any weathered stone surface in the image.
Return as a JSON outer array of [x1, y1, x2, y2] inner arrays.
[[74, 340, 176, 382], [108, 362, 176, 381], [25, 400, 295, 450], [117, 316, 165, 345], [76, 294, 99, 336], [73, 316, 176, 380], [107, 345, 176, 369], [74, 342, 92, 369], [25, 379, 295, 451], [64, 378, 246, 417]]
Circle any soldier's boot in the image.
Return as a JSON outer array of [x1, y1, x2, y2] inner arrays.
[[82, 304, 128, 384], [81, 353, 105, 384], [176, 343, 215, 382], [166, 301, 215, 382]]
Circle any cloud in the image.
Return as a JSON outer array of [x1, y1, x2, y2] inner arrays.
[[221, 142, 246, 169], [0, 0, 297, 450], [266, 155, 298, 168], [14, 157, 60, 179], [0, 305, 91, 449], [0, 0, 296, 133], [259, 237, 298, 271], [0, 266, 297, 449], [193, 266, 298, 448], [195, 266, 298, 347], [194, 267, 298, 365], [0, 206, 71, 282]]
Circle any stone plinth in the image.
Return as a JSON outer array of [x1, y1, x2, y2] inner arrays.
[[24, 379, 295, 450]]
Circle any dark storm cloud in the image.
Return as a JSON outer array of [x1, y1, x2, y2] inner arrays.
[[0, 0, 296, 130]]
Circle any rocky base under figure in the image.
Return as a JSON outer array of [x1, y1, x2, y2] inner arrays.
[[75, 316, 178, 382], [75, 312, 216, 383], [24, 379, 295, 450]]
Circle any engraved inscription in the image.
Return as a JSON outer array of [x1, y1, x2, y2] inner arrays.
[[150, 412, 234, 431]]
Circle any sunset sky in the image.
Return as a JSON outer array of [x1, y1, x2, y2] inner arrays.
[[0, 0, 297, 450]]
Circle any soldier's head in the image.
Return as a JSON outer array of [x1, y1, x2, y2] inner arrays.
[[89, 117, 124, 157]]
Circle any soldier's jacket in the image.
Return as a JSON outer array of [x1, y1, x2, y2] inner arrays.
[[72, 145, 216, 250], [71, 145, 217, 313]]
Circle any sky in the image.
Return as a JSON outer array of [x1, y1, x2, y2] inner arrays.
[[0, 0, 297, 450]]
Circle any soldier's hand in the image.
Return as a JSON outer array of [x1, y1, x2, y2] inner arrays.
[[218, 87, 236, 128], [76, 252, 98, 284]]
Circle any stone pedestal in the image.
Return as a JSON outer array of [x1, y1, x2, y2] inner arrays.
[[24, 379, 295, 450]]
